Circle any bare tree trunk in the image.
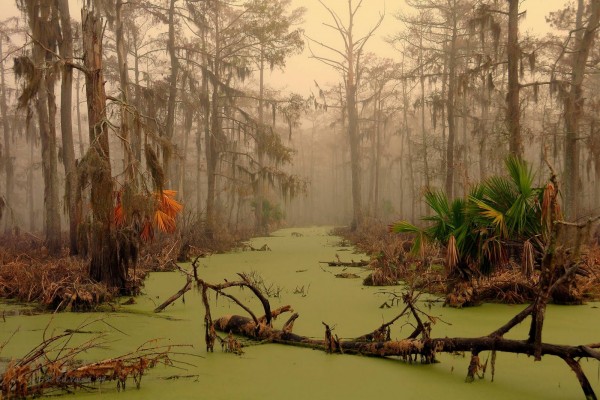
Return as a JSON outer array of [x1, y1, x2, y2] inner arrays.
[[255, 49, 266, 234], [28, 1, 62, 254], [0, 38, 13, 233], [445, 7, 458, 199], [373, 96, 382, 217], [401, 74, 415, 222], [564, 0, 600, 220], [507, 0, 522, 157], [479, 73, 489, 180], [82, 8, 125, 290], [419, 35, 430, 190], [165, 0, 179, 186], [28, 130, 35, 232], [115, 0, 134, 183], [180, 93, 193, 203], [346, 9, 362, 229], [76, 70, 85, 158], [57, 0, 79, 255], [205, 2, 221, 238], [131, 30, 142, 163], [195, 110, 203, 213], [441, 54, 448, 186]]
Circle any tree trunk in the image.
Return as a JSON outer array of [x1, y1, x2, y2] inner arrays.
[[132, 30, 142, 163], [479, 73, 489, 180], [165, 0, 179, 186], [401, 59, 415, 222], [445, 8, 458, 199], [57, 0, 79, 255], [373, 96, 382, 217], [82, 8, 125, 290], [0, 38, 13, 233], [195, 109, 203, 213], [115, 0, 134, 183], [419, 35, 430, 190], [255, 49, 266, 234], [76, 70, 85, 158], [507, 0, 522, 157], [28, 130, 35, 232], [29, 2, 61, 254], [564, 0, 600, 220], [205, 3, 221, 238]]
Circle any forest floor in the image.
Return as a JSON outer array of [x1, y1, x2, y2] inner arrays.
[[335, 222, 600, 307]]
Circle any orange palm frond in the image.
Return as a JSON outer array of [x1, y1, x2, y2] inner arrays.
[[161, 189, 177, 197], [156, 190, 183, 218], [154, 210, 176, 234], [114, 203, 125, 226], [140, 221, 154, 241]]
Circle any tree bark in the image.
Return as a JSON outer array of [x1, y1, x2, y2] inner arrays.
[[115, 0, 134, 183], [205, 1, 221, 238], [347, 48, 363, 230], [27, 1, 62, 254], [82, 8, 125, 290], [564, 0, 600, 220], [506, 0, 522, 157], [445, 5, 458, 199], [57, 0, 79, 255], [0, 38, 13, 233], [165, 0, 179, 186]]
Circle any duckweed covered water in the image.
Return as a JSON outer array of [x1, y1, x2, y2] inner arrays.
[[1, 227, 599, 399]]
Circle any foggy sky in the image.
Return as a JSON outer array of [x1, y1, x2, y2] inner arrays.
[[0, 0, 569, 97]]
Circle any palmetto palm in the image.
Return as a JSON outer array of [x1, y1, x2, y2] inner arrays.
[[391, 157, 546, 278]]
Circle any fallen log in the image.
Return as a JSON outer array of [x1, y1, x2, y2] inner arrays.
[[195, 270, 600, 400], [215, 313, 600, 362], [319, 260, 369, 267], [154, 274, 192, 313], [213, 306, 599, 399]]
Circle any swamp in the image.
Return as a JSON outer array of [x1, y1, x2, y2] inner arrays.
[[2, 228, 600, 399], [2, 0, 600, 398]]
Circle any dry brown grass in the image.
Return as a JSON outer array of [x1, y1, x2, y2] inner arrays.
[[0, 250, 114, 311], [336, 221, 600, 305]]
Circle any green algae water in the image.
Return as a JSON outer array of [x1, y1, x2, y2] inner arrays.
[[1, 226, 599, 399]]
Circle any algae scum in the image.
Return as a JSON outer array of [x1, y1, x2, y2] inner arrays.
[[1, 227, 599, 399]]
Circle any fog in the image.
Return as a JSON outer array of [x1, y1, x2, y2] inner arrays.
[[1, 0, 597, 243]]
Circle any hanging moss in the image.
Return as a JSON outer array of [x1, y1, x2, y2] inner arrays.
[[145, 144, 165, 192]]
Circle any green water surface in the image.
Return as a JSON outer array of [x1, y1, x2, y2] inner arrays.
[[1, 227, 599, 399]]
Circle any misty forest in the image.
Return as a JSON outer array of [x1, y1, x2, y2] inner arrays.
[[1, 0, 600, 399]]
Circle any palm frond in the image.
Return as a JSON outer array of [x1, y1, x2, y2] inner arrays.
[[470, 197, 507, 237], [389, 221, 427, 257]]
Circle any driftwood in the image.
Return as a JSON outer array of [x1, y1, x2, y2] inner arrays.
[[153, 274, 192, 313], [206, 287, 600, 399], [0, 319, 181, 398], [242, 244, 271, 252], [319, 260, 369, 267]]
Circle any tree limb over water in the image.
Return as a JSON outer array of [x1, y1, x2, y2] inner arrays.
[[188, 186, 600, 399]]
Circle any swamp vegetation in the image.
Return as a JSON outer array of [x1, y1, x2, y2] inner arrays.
[[2, 0, 600, 398], [1, 228, 599, 399]]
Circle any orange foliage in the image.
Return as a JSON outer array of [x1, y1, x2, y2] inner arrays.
[[113, 190, 183, 241]]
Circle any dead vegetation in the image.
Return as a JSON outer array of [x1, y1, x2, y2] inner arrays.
[[333, 221, 600, 306], [0, 234, 178, 311], [0, 217, 246, 311], [0, 320, 183, 399], [0, 236, 114, 311], [188, 261, 600, 399]]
